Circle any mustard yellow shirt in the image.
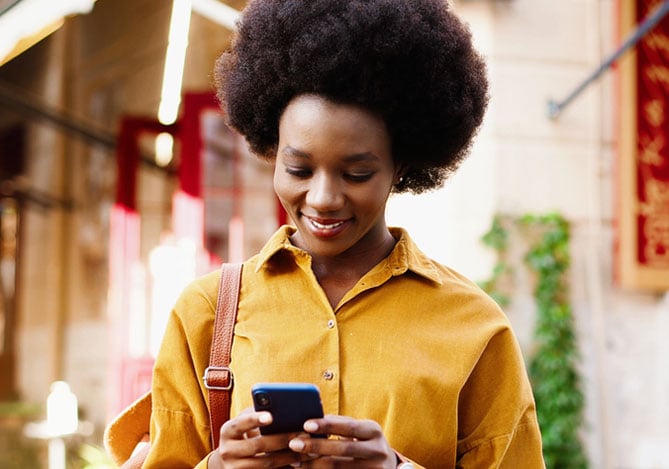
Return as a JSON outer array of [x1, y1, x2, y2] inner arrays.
[[145, 226, 544, 468]]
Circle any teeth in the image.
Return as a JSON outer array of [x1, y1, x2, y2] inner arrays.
[[310, 219, 345, 230]]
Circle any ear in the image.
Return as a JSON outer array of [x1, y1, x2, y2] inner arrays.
[[393, 164, 408, 186]]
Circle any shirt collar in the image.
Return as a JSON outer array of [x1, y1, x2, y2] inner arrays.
[[386, 227, 443, 285], [254, 225, 442, 285], [254, 225, 301, 272]]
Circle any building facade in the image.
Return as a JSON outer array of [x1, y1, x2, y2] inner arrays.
[[0, 0, 667, 467]]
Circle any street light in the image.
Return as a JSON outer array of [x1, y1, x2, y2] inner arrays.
[[24, 380, 89, 469], [47, 381, 78, 436]]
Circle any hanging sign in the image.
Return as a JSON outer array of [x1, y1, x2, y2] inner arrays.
[[618, 0, 669, 289]]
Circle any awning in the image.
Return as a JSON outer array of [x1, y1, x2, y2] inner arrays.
[[0, 0, 96, 66]]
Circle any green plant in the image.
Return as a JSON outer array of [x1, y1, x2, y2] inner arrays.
[[78, 443, 115, 469], [478, 214, 512, 307], [0, 401, 43, 468], [0, 401, 42, 418], [521, 213, 587, 468], [480, 213, 588, 469]]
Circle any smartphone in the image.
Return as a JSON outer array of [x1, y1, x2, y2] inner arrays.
[[251, 383, 325, 437]]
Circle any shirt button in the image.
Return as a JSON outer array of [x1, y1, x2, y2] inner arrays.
[[327, 320, 335, 329], [323, 370, 334, 380]]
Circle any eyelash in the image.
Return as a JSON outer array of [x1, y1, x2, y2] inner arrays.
[[285, 168, 374, 183], [285, 168, 312, 178], [345, 173, 373, 183]]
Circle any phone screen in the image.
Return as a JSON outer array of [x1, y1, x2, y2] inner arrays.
[[251, 383, 325, 437]]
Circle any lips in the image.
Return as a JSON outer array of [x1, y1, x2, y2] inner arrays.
[[304, 216, 351, 237]]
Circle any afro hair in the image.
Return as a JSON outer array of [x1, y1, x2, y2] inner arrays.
[[215, 0, 489, 193]]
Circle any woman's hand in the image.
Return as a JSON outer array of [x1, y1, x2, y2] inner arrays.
[[208, 409, 313, 468], [288, 415, 397, 468]]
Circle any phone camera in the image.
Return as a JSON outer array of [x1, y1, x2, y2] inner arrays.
[[256, 392, 271, 407]]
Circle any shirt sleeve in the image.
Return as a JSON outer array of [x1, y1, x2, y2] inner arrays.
[[456, 326, 545, 468], [143, 281, 217, 468]]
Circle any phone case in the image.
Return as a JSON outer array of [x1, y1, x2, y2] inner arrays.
[[251, 383, 325, 437]]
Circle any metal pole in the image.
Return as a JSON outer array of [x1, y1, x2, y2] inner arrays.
[[547, 0, 669, 120], [0, 80, 171, 172], [0, 80, 116, 148], [48, 437, 66, 469]]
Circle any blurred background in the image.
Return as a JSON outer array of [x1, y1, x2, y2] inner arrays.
[[0, 0, 667, 467]]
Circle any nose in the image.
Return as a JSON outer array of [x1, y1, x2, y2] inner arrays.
[[306, 172, 345, 212]]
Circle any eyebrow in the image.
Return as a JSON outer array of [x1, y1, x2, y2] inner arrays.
[[281, 146, 380, 163]]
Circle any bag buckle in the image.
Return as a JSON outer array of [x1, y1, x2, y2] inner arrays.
[[202, 366, 234, 390]]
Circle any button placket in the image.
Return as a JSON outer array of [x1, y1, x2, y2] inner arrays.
[[319, 311, 340, 415], [323, 318, 335, 382]]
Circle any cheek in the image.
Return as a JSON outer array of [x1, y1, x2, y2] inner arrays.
[[272, 169, 281, 195], [351, 182, 393, 212], [273, 170, 295, 206]]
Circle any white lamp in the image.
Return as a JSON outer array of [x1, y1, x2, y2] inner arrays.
[[157, 0, 241, 125], [157, 0, 193, 125], [46, 380, 79, 436]]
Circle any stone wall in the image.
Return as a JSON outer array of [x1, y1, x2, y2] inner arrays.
[[394, 1, 669, 467]]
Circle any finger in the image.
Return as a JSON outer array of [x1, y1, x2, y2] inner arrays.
[[218, 448, 309, 469], [255, 448, 315, 468], [237, 409, 262, 439], [221, 432, 302, 459], [289, 436, 354, 459], [220, 411, 272, 440], [304, 415, 383, 441], [299, 455, 357, 468], [291, 453, 321, 467], [218, 439, 317, 469], [292, 437, 391, 463]]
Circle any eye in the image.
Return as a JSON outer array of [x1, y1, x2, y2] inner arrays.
[[345, 173, 374, 183], [285, 167, 312, 178]]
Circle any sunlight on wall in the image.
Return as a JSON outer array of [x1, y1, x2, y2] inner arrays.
[[386, 136, 496, 282]]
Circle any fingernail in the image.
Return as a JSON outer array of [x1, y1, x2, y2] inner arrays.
[[303, 421, 318, 432], [289, 439, 305, 451], [258, 412, 271, 424]]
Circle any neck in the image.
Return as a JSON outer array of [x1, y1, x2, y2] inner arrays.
[[310, 229, 397, 282]]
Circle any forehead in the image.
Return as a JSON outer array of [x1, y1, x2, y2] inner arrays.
[[278, 94, 391, 158]]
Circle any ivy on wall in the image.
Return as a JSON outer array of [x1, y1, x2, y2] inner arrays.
[[480, 213, 588, 469]]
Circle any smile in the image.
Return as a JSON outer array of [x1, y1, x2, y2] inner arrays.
[[309, 219, 346, 230], [304, 216, 351, 238]]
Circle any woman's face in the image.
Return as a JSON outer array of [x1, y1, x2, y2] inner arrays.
[[274, 94, 401, 260]]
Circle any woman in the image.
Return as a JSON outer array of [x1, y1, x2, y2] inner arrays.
[[144, 0, 545, 467]]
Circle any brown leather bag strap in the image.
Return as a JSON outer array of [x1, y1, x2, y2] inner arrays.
[[202, 263, 243, 449]]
